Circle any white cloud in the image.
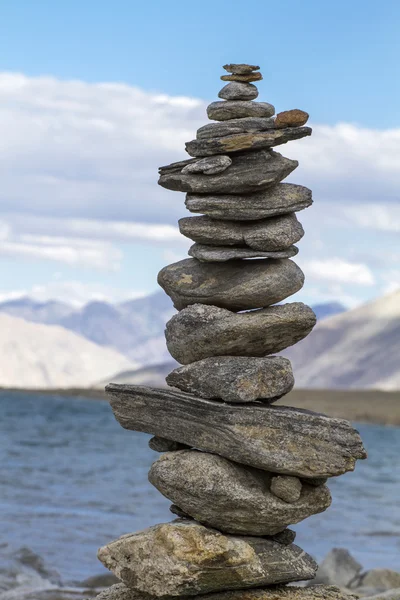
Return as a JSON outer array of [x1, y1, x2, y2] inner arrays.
[[302, 258, 375, 286], [339, 203, 400, 232]]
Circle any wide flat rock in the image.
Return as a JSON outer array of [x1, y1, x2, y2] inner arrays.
[[179, 214, 304, 250], [219, 81, 259, 100], [158, 150, 298, 194], [97, 520, 317, 596], [186, 127, 312, 157], [207, 100, 275, 121], [197, 117, 276, 139], [165, 302, 316, 363], [106, 384, 367, 478], [185, 183, 312, 220], [157, 258, 304, 311], [149, 451, 332, 535], [188, 244, 298, 261], [166, 356, 294, 403], [221, 72, 263, 82]]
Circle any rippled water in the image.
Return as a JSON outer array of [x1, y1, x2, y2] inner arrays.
[[1, 391, 399, 583]]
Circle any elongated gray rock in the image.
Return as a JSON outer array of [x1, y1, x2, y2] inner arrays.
[[185, 183, 312, 220], [157, 258, 304, 312], [186, 127, 312, 157], [219, 81, 259, 100], [166, 356, 294, 403], [197, 117, 276, 139], [106, 384, 367, 478], [207, 100, 275, 121], [188, 244, 298, 262], [97, 520, 317, 596], [179, 214, 304, 251], [221, 72, 263, 83], [149, 451, 332, 535], [181, 155, 232, 175], [158, 150, 297, 194], [223, 63, 260, 74], [165, 302, 316, 363]]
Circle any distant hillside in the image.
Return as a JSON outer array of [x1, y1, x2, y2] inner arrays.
[[312, 301, 346, 321]]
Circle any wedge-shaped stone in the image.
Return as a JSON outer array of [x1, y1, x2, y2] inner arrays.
[[157, 258, 304, 311], [219, 81, 259, 100], [158, 150, 297, 194], [97, 520, 317, 597], [165, 302, 316, 363], [207, 100, 275, 121], [179, 214, 304, 251], [94, 585, 358, 600], [186, 127, 312, 157], [106, 384, 367, 478], [149, 451, 332, 535], [186, 182, 311, 221], [188, 244, 298, 262], [166, 356, 294, 403], [197, 117, 276, 139]]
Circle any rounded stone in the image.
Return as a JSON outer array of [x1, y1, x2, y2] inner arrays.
[[271, 476, 303, 503], [218, 81, 259, 101], [275, 109, 309, 128]]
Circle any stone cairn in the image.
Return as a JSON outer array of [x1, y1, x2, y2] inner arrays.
[[96, 64, 367, 600]]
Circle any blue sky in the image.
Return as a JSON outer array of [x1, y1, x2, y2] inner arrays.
[[0, 0, 399, 307]]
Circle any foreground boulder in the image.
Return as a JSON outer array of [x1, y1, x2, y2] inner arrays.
[[97, 520, 317, 597]]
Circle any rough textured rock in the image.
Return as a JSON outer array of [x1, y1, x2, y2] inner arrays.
[[362, 591, 400, 600], [185, 183, 312, 220], [272, 529, 297, 545], [311, 548, 363, 588], [182, 156, 232, 175], [221, 73, 263, 83], [304, 477, 328, 487], [94, 584, 358, 600], [159, 150, 297, 195], [179, 214, 304, 251], [148, 436, 190, 452], [207, 100, 275, 121], [165, 302, 317, 364], [97, 520, 318, 596], [157, 258, 304, 312], [275, 109, 309, 128], [149, 451, 332, 535], [352, 570, 400, 593], [166, 356, 294, 403], [197, 117, 276, 139], [223, 63, 260, 74], [186, 127, 312, 157], [107, 384, 367, 478], [270, 476, 302, 503], [188, 243, 298, 262], [218, 82, 259, 100]]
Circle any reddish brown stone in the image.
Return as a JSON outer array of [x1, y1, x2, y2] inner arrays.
[[275, 109, 309, 128], [221, 72, 263, 83]]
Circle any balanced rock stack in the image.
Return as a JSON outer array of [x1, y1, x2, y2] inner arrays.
[[96, 64, 367, 600]]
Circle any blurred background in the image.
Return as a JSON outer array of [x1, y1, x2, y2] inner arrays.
[[0, 1, 399, 598]]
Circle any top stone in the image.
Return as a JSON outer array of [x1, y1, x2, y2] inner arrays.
[[223, 63, 260, 74], [219, 82, 259, 101]]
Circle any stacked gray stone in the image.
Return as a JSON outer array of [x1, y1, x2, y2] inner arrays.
[[96, 64, 367, 600]]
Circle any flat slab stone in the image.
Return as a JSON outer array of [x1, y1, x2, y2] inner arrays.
[[219, 81, 259, 100], [186, 127, 312, 157], [166, 356, 294, 403], [149, 451, 332, 535], [208, 100, 275, 121], [275, 109, 309, 128], [157, 258, 304, 311], [185, 183, 312, 220], [223, 63, 260, 74], [159, 150, 297, 195], [197, 117, 276, 140], [221, 72, 263, 82], [188, 244, 298, 262], [165, 302, 316, 364], [97, 520, 317, 596], [106, 384, 367, 478], [179, 214, 304, 250], [182, 155, 232, 175]]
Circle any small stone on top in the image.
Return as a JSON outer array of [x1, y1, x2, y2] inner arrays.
[[223, 63, 260, 74], [221, 72, 263, 83]]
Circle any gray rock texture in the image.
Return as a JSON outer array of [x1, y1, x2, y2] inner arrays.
[[352, 570, 400, 593], [97, 520, 317, 596], [166, 356, 294, 403], [149, 451, 332, 535], [270, 476, 302, 503], [186, 127, 312, 157], [362, 591, 400, 600], [159, 150, 297, 195], [148, 436, 190, 452], [311, 548, 363, 588], [221, 73, 263, 83], [181, 156, 232, 175], [207, 101, 275, 121], [157, 258, 304, 312], [165, 302, 316, 364], [197, 117, 276, 139], [219, 82, 259, 100], [185, 183, 312, 220], [106, 384, 367, 478], [179, 214, 304, 251], [188, 244, 298, 262], [223, 63, 260, 74]]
